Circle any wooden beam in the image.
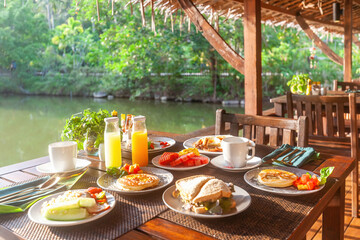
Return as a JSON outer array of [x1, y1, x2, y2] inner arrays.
[[177, 0, 245, 74], [235, 0, 360, 33], [296, 14, 343, 66], [353, 34, 360, 48], [344, 0, 352, 82], [244, 0, 262, 115]]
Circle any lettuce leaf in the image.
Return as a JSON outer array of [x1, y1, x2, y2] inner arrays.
[[318, 167, 335, 185]]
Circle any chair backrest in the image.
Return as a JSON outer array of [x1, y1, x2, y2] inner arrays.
[[333, 79, 360, 91], [215, 109, 308, 147], [288, 93, 357, 141]]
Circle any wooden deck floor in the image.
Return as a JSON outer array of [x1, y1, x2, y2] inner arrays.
[[308, 170, 359, 240]]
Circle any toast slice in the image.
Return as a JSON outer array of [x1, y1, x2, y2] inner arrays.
[[192, 179, 232, 203], [175, 175, 214, 202]]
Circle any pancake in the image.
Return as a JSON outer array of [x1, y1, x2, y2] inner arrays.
[[257, 169, 298, 188], [116, 173, 160, 191]]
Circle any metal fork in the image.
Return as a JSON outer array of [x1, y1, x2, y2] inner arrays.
[[263, 148, 292, 164]]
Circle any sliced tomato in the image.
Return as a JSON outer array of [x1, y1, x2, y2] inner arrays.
[[301, 174, 310, 184], [311, 175, 319, 186], [307, 180, 315, 190], [87, 187, 103, 194]]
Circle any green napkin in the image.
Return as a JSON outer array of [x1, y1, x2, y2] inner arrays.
[[262, 144, 316, 168], [345, 89, 360, 93], [0, 170, 87, 214]]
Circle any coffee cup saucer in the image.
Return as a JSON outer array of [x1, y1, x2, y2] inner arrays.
[[210, 155, 262, 172], [36, 159, 91, 174]]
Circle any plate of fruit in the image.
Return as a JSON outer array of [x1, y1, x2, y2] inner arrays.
[[152, 148, 210, 171]]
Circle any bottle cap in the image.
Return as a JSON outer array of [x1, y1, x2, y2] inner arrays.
[[133, 115, 146, 122], [104, 117, 119, 123]]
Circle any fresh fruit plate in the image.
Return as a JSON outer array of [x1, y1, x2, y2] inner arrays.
[[152, 150, 210, 171], [122, 136, 176, 153]]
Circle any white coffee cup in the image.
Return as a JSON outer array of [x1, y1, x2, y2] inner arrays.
[[48, 141, 77, 171], [221, 137, 255, 168]]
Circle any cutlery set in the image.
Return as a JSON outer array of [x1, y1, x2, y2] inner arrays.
[[267, 148, 306, 166], [0, 170, 86, 205]]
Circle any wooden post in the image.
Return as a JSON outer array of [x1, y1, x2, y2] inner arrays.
[[344, 0, 352, 82], [244, 0, 262, 115]]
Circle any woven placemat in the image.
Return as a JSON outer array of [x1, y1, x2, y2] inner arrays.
[[159, 166, 335, 240], [0, 174, 168, 240]]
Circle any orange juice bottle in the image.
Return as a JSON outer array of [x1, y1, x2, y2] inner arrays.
[[104, 117, 122, 169], [131, 116, 148, 166]]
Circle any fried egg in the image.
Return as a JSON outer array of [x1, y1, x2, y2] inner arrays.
[[257, 169, 298, 188], [116, 173, 160, 191]]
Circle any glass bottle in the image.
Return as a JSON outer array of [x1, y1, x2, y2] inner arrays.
[[306, 79, 312, 95], [104, 117, 122, 169], [131, 115, 148, 166]]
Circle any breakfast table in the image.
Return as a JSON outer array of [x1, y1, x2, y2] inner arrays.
[[0, 129, 354, 240]]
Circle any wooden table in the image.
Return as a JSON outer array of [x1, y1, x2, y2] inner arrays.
[[0, 129, 355, 240], [270, 90, 359, 117]]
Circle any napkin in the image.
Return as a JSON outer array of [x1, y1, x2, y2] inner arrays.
[[0, 170, 87, 214], [345, 89, 360, 93], [262, 144, 316, 168]]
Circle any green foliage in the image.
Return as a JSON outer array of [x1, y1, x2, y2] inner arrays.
[[287, 74, 311, 94], [61, 109, 111, 149], [1, 0, 360, 99]]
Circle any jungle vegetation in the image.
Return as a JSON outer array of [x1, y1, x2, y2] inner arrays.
[[0, 0, 359, 101]]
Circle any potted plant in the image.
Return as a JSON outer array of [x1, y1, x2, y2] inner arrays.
[[287, 74, 311, 95], [61, 109, 111, 155]]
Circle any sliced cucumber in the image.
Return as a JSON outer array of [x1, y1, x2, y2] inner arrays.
[[79, 198, 96, 208], [43, 208, 89, 221], [45, 200, 80, 211]]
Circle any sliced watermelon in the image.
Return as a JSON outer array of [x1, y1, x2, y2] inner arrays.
[[170, 158, 183, 166], [194, 158, 202, 166], [183, 159, 195, 167], [169, 153, 195, 167], [159, 152, 179, 165], [189, 156, 209, 165]]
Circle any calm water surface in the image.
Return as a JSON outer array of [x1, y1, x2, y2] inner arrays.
[[0, 95, 251, 167]]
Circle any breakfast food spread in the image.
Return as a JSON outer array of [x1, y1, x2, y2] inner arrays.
[[173, 175, 236, 214], [116, 173, 160, 191], [257, 169, 298, 188], [159, 148, 209, 167], [41, 187, 110, 221], [193, 136, 226, 152]]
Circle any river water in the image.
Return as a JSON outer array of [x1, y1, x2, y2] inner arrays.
[[0, 95, 253, 167]]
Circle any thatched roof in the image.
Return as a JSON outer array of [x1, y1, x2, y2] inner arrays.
[[129, 0, 360, 34]]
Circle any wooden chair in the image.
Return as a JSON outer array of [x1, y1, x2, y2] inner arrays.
[[287, 92, 359, 217], [333, 79, 360, 91], [215, 109, 308, 147]]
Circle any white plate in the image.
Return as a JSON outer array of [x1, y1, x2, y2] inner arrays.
[[28, 189, 115, 227], [244, 166, 325, 196], [163, 185, 251, 218], [97, 167, 173, 195], [152, 154, 210, 171], [122, 136, 176, 153], [183, 135, 231, 156], [36, 159, 91, 174], [211, 155, 262, 172]]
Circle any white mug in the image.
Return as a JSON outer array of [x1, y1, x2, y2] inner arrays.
[[221, 137, 255, 168], [48, 141, 77, 171]]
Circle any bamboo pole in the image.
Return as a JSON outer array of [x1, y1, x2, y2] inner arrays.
[[111, 0, 114, 15], [140, 0, 146, 27], [96, 0, 100, 21]]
